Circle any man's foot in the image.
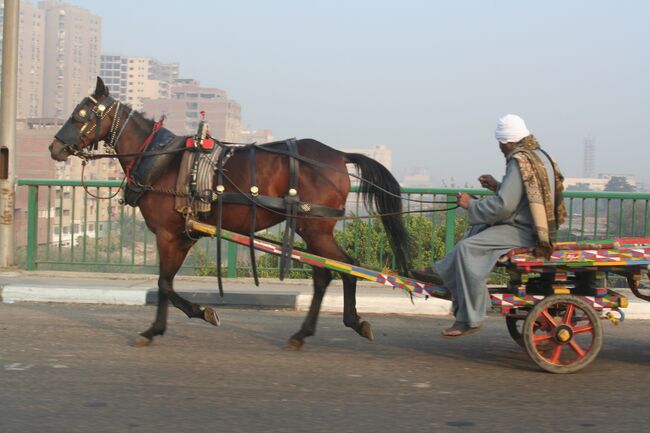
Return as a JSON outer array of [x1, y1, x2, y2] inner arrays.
[[409, 267, 444, 286], [441, 321, 481, 338]]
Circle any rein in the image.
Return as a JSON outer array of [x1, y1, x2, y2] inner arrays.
[[71, 108, 456, 212], [224, 143, 452, 206], [77, 137, 461, 214], [80, 161, 126, 200], [215, 168, 460, 221]]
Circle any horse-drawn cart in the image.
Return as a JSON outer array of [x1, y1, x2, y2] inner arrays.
[[188, 219, 649, 374], [49, 78, 649, 374]]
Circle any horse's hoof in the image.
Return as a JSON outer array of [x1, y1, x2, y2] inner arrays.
[[202, 307, 220, 327], [285, 338, 304, 351], [132, 335, 152, 347], [360, 321, 374, 341]]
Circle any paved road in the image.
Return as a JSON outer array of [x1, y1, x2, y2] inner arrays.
[[1, 303, 649, 433]]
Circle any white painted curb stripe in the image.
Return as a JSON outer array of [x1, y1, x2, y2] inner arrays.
[[1, 286, 147, 306]]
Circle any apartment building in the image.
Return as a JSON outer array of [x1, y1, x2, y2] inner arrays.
[[0, 1, 100, 119], [40, 0, 101, 118], [100, 55, 179, 110], [142, 79, 242, 141]]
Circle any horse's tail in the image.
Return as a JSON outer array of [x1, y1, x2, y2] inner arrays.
[[345, 153, 411, 276]]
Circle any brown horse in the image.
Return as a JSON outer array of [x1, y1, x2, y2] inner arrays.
[[49, 77, 411, 349]]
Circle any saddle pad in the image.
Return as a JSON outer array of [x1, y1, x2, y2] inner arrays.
[[123, 127, 184, 207], [175, 145, 223, 214]]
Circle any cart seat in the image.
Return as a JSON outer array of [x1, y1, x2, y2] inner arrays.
[[497, 237, 650, 269]]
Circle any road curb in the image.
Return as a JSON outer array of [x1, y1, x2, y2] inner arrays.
[[2, 283, 650, 319], [0, 284, 455, 315], [1, 285, 147, 306]]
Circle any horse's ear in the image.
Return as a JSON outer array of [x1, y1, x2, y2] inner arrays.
[[94, 76, 109, 97]]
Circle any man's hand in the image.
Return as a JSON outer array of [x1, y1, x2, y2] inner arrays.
[[478, 174, 498, 191], [456, 192, 471, 209]]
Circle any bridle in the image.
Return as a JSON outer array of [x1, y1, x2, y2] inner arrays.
[[54, 94, 132, 159]]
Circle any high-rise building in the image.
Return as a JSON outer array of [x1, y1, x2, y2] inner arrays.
[[583, 136, 596, 178], [0, 2, 46, 119], [99, 54, 179, 110], [142, 79, 242, 141], [1, 1, 100, 120], [40, 0, 101, 118]]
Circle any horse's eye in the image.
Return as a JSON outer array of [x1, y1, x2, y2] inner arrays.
[[78, 109, 87, 118]]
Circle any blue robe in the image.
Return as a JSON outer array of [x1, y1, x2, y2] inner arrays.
[[435, 150, 554, 327]]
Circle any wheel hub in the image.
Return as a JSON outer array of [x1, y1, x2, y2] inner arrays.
[[554, 325, 573, 344]]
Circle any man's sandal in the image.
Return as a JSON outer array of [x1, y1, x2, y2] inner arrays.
[[441, 321, 481, 338]]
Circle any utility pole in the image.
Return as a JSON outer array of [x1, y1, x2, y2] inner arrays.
[[0, 0, 20, 268]]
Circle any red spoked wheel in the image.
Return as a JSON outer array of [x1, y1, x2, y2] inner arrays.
[[523, 295, 603, 374]]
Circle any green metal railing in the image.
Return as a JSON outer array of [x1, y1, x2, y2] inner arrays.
[[16, 179, 650, 276]]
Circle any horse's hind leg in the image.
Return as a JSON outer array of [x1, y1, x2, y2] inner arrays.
[[341, 270, 373, 341], [134, 231, 219, 346], [288, 230, 371, 349], [287, 266, 331, 350]]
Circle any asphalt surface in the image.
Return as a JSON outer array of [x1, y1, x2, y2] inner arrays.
[[1, 303, 650, 433]]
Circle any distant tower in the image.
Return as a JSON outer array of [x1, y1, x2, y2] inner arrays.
[[583, 136, 596, 178]]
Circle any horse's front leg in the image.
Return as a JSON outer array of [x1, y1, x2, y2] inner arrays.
[[134, 232, 219, 346], [134, 280, 170, 345]]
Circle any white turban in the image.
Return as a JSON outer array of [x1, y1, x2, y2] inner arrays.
[[495, 114, 530, 144]]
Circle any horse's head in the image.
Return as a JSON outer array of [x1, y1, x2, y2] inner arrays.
[[49, 77, 119, 161]]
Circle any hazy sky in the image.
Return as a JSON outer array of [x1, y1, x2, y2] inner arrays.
[[69, 0, 649, 186]]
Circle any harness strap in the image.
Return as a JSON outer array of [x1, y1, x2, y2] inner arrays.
[[214, 147, 227, 297], [280, 138, 299, 280], [189, 149, 201, 199], [248, 146, 260, 286], [93, 108, 101, 151]]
